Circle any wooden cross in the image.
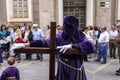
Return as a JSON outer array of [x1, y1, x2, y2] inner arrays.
[[14, 22, 81, 80]]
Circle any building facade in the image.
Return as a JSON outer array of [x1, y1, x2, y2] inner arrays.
[[0, 0, 119, 32]]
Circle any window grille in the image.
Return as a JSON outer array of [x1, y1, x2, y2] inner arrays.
[[13, 0, 28, 18], [63, 0, 86, 30]]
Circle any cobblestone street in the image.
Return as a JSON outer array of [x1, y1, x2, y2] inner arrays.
[[0, 54, 119, 80]]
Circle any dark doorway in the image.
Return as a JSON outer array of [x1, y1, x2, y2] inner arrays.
[[63, 0, 86, 30]]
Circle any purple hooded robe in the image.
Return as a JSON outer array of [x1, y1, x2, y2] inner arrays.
[[0, 66, 20, 80], [30, 16, 96, 80]]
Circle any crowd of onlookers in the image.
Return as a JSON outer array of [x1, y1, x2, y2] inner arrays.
[[0, 23, 119, 76], [82, 24, 120, 76], [83, 24, 120, 60], [0, 23, 63, 63], [0, 23, 120, 63], [0, 23, 63, 80]]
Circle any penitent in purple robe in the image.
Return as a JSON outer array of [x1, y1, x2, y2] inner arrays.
[[30, 16, 96, 80], [0, 49, 3, 63], [0, 66, 20, 80]]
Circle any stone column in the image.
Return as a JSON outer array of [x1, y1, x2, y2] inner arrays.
[[1, 0, 8, 24], [117, 0, 120, 20], [86, 0, 94, 26], [58, 0, 63, 25], [6, 0, 13, 23], [32, 0, 39, 24]]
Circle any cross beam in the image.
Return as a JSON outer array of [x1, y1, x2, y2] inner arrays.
[[14, 22, 81, 80], [14, 47, 81, 54]]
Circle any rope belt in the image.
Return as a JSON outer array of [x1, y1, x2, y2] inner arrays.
[[7, 76, 16, 79], [59, 59, 83, 80]]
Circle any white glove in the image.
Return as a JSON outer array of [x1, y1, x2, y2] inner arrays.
[[57, 44, 72, 53], [10, 43, 25, 51]]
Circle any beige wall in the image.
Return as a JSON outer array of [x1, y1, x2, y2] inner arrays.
[[0, 0, 118, 31], [0, 0, 7, 25], [117, 0, 120, 22], [95, 0, 113, 30], [32, 0, 39, 25], [39, 0, 56, 37]]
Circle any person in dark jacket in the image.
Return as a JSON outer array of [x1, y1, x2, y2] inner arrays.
[[22, 25, 33, 60]]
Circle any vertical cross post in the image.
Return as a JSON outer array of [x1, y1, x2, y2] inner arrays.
[[49, 22, 56, 80]]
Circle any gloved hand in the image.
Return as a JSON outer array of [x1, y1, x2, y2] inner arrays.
[[57, 44, 72, 53], [10, 43, 25, 51]]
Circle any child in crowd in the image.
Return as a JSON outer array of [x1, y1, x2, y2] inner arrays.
[[0, 57, 20, 80]]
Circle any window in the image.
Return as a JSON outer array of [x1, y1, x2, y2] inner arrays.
[[13, 0, 28, 18], [63, 0, 86, 30]]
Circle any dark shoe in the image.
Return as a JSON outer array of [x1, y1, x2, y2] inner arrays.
[[84, 60, 89, 62], [40, 58, 43, 61], [35, 59, 40, 60], [24, 59, 28, 60], [88, 57, 91, 59], [101, 62, 106, 64], [110, 56, 112, 58], [0, 64, 3, 66], [28, 58, 32, 61], [6, 54, 10, 58], [113, 57, 116, 59], [17, 60, 20, 63], [115, 72, 120, 76], [94, 60, 100, 62], [116, 69, 120, 73]]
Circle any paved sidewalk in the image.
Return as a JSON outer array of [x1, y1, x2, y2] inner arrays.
[[0, 54, 119, 80]]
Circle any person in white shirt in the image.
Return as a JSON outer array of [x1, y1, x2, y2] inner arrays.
[[95, 25, 109, 64], [109, 24, 119, 59]]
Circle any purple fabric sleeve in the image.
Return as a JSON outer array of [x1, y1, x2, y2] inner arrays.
[[78, 40, 96, 54], [30, 39, 50, 47]]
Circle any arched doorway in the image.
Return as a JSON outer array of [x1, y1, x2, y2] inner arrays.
[[63, 0, 86, 30]]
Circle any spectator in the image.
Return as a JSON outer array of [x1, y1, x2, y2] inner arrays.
[[87, 25, 94, 39], [95, 25, 109, 64], [46, 25, 51, 39], [109, 24, 119, 59], [82, 27, 93, 62], [7, 25, 14, 43], [56, 25, 63, 34], [13, 23, 22, 62], [32, 24, 44, 61], [0, 24, 11, 58], [21, 23, 26, 33], [115, 24, 120, 76], [93, 26, 99, 45], [22, 25, 33, 60]]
